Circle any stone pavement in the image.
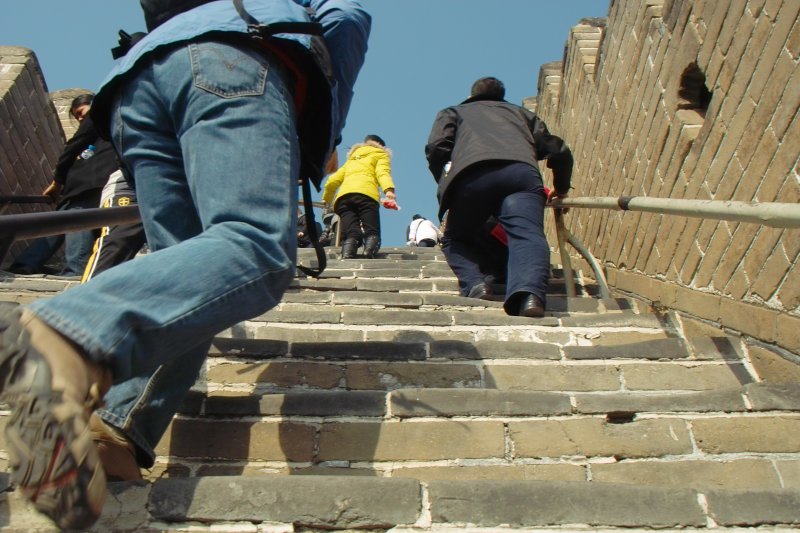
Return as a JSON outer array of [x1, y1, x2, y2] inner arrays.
[[0, 246, 798, 531]]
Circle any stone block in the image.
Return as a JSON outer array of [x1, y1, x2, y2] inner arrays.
[[621, 362, 753, 390], [510, 418, 693, 458], [561, 311, 662, 328], [705, 488, 800, 526], [745, 382, 800, 411], [390, 463, 586, 482], [318, 420, 504, 461], [342, 309, 452, 326], [777, 460, 800, 488], [719, 297, 779, 342], [574, 389, 747, 414], [390, 389, 572, 417], [180, 390, 387, 417], [291, 340, 427, 361], [207, 361, 343, 389], [748, 344, 800, 382], [591, 458, 782, 489], [156, 419, 316, 461], [209, 337, 289, 358], [484, 363, 621, 391], [355, 278, 435, 292], [331, 291, 422, 308], [693, 416, 800, 453], [429, 339, 561, 360], [776, 312, 800, 354], [427, 479, 705, 527], [345, 361, 481, 390], [564, 338, 689, 360], [255, 306, 341, 324], [149, 476, 421, 528]]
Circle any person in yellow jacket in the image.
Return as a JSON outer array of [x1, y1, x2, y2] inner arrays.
[[322, 134, 397, 258]]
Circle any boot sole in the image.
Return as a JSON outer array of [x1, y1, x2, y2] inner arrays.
[[0, 309, 105, 530]]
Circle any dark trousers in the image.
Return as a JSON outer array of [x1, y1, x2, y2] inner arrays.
[[81, 186, 146, 282], [441, 162, 550, 313], [334, 192, 380, 244]]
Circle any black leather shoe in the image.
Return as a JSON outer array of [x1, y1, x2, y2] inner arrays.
[[467, 282, 491, 300], [467, 282, 504, 301], [518, 293, 545, 318]]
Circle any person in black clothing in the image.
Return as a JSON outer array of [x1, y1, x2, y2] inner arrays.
[[425, 77, 573, 317], [10, 94, 119, 276]]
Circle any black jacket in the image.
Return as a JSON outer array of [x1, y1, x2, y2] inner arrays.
[[425, 95, 573, 218], [54, 116, 118, 206]]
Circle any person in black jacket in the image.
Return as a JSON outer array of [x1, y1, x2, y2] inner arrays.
[[10, 94, 119, 276], [425, 77, 573, 317]]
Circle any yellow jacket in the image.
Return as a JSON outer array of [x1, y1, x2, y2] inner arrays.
[[322, 141, 395, 206]]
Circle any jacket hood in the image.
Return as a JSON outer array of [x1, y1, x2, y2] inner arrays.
[[347, 140, 393, 159]]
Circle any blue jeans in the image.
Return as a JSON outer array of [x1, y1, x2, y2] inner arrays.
[[442, 162, 550, 314], [13, 196, 99, 276], [29, 40, 300, 465]]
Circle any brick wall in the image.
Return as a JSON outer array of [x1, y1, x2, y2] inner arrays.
[[533, 0, 800, 355], [0, 47, 92, 264]]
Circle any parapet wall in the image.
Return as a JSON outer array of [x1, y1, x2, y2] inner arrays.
[[534, 0, 800, 355], [0, 47, 63, 204], [0, 47, 91, 263]]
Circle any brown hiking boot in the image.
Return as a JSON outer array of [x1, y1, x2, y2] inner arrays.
[[89, 413, 142, 482], [0, 307, 112, 530]]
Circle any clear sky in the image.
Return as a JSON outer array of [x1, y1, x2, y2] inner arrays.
[[2, 0, 609, 246]]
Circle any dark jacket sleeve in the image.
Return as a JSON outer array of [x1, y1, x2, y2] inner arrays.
[[425, 107, 457, 182], [53, 119, 98, 184], [529, 115, 573, 195]]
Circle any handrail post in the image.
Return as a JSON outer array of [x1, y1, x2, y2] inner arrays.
[[554, 209, 577, 298]]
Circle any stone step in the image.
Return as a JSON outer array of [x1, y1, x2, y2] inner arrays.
[[3, 476, 797, 531]]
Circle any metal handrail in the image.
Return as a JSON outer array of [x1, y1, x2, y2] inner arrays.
[[0, 195, 54, 205], [547, 196, 800, 299], [550, 196, 800, 228], [0, 206, 141, 264]]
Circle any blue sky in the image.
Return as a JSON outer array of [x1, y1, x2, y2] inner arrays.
[[3, 1, 609, 246]]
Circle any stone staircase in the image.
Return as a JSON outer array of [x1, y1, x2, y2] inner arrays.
[[0, 246, 798, 531]]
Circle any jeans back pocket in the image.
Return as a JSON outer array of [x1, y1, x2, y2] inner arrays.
[[190, 41, 268, 98]]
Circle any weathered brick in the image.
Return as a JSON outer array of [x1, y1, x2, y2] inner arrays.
[[318, 420, 505, 461], [207, 361, 343, 389], [748, 344, 800, 382], [693, 416, 800, 453], [428, 479, 705, 528], [574, 389, 747, 414], [179, 390, 387, 417], [345, 362, 481, 390], [621, 362, 752, 390], [510, 418, 693, 458], [291, 341, 427, 361], [591, 458, 782, 489], [391, 464, 585, 482], [705, 488, 800, 526], [719, 297, 779, 342], [485, 364, 621, 391], [149, 476, 421, 527], [430, 339, 560, 360], [342, 309, 452, 326], [777, 460, 800, 488], [564, 338, 689, 360], [156, 418, 316, 461], [390, 389, 572, 417], [775, 312, 800, 354]]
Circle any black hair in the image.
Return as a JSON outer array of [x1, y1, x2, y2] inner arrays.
[[470, 77, 505, 100], [364, 134, 386, 147], [69, 93, 94, 117], [413, 214, 424, 220]]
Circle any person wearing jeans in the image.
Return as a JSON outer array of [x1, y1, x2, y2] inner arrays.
[[0, 0, 370, 529], [425, 77, 573, 317]]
